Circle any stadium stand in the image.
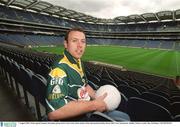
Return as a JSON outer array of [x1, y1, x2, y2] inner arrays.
[[0, 0, 180, 50]]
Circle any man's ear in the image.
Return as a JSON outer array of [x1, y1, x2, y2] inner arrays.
[[64, 41, 67, 49]]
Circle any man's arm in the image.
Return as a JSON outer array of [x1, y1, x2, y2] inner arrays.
[[48, 93, 107, 120]]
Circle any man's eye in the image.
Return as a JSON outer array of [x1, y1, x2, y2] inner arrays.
[[72, 39, 77, 42], [81, 40, 86, 43]]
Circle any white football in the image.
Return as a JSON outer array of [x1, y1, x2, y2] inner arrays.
[[95, 85, 121, 111]]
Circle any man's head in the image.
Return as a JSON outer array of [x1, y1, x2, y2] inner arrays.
[[64, 28, 86, 59]]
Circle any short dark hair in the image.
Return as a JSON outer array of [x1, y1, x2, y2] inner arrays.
[[64, 27, 85, 41]]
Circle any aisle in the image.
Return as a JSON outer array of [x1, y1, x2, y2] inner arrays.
[[0, 76, 35, 121]]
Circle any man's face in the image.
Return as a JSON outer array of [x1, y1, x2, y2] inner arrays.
[[64, 31, 86, 59]]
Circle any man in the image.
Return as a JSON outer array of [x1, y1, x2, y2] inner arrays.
[[46, 28, 130, 121]]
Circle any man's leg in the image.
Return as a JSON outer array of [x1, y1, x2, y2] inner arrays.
[[105, 110, 130, 121]]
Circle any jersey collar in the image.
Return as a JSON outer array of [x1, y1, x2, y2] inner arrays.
[[64, 49, 80, 66]]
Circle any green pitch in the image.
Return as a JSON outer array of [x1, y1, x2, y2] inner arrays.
[[32, 45, 180, 78]]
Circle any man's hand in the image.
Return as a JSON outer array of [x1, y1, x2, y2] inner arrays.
[[85, 84, 96, 99], [93, 93, 107, 112]]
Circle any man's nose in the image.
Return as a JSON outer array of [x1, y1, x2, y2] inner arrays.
[[77, 41, 82, 48]]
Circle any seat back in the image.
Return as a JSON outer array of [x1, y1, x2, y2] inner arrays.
[[170, 102, 180, 117], [32, 74, 47, 106], [117, 93, 128, 113], [99, 78, 118, 87], [141, 92, 170, 110], [127, 97, 172, 121], [118, 85, 140, 99]]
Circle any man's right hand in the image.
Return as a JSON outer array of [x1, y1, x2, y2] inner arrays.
[[93, 93, 107, 112]]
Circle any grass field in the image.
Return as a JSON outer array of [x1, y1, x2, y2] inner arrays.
[[32, 45, 180, 78]]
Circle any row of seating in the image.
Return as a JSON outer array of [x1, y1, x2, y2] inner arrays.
[[0, 33, 64, 46], [87, 38, 177, 50], [0, 47, 49, 120], [1, 32, 178, 50], [85, 62, 180, 121], [0, 45, 61, 78]]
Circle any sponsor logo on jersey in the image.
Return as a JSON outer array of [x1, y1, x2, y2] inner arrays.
[[77, 86, 90, 101]]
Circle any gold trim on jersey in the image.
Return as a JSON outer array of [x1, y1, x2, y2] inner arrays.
[[59, 55, 84, 77], [48, 93, 64, 100]]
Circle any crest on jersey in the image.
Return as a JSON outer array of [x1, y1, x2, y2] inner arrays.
[[52, 85, 61, 94], [48, 85, 64, 100]]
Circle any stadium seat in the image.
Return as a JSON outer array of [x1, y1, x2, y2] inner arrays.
[[174, 115, 180, 121], [18, 66, 34, 108], [170, 102, 180, 117], [140, 92, 170, 110], [87, 75, 100, 86], [115, 79, 129, 86], [11, 60, 21, 98], [149, 89, 169, 99], [170, 96, 180, 103], [117, 93, 128, 113], [130, 85, 147, 93], [88, 80, 99, 90], [39, 63, 50, 78], [101, 68, 114, 82], [127, 97, 173, 121], [171, 92, 180, 97], [32, 74, 47, 120], [34, 61, 42, 75], [117, 85, 140, 99], [99, 78, 118, 87]]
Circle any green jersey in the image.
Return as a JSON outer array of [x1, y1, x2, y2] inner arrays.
[[46, 50, 90, 113]]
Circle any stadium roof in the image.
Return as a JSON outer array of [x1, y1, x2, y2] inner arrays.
[[0, 0, 180, 24]]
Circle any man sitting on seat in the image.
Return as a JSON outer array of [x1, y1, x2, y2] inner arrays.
[[45, 27, 130, 121]]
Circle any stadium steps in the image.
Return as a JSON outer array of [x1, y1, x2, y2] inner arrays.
[[0, 75, 36, 121]]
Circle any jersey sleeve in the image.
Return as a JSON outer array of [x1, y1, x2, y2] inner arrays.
[[46, 67, 69, 113]]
